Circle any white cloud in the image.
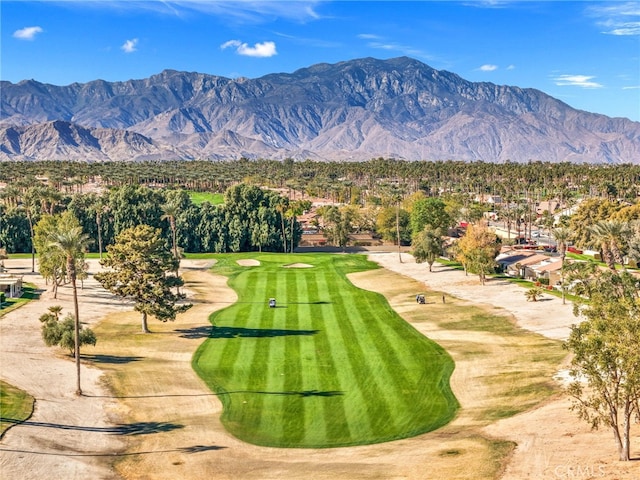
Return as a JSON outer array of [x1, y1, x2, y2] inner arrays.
[[507, 64, 516, 70], [357, 33, 382, 40], [554, 75, 603, 89], [121, 38, 138, 53], [464, 0, 512, 9], [50, 1, 323, 23], [479, 64, 498, 71], [221, 40, 277, 58], [358, 33, 431, 60], [13, 26, 43, 40], [587, 2, 640, 36]]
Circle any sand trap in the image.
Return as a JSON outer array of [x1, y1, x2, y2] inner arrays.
[[236, 259, 260, 266], [283, 263, 313, 268]]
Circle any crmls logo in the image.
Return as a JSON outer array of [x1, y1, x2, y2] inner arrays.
[[553, 464, 606, 478]]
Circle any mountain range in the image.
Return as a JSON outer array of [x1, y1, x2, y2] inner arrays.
[[1, 56, 639, 163]]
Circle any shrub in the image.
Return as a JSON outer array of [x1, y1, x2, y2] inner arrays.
[[40, 308, 96, 355], [524, 287, 544, 302]]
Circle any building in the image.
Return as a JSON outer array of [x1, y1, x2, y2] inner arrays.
[[0, 274, 23, 298]]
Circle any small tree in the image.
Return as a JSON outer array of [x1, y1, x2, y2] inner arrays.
[[524, 286, 544, 302], [454, 222, 500, 285], [563, 269, 640, 461], [95, 224, 192, 333], [40, 306, 96, 356], [412, 225, 443, 272]]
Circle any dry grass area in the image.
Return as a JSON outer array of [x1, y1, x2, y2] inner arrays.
[[1, 254, 638, 480]]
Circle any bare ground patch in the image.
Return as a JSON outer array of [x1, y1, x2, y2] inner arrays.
[[236, 259, 260, 267]]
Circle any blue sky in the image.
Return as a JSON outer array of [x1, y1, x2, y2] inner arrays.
[[2, 1, 639, 121]]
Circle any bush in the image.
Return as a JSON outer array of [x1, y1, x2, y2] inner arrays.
[[40, 308, 96, 355], [525, 287, 544, 302]]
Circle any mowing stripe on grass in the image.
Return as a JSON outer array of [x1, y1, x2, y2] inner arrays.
[[193, 253, 458, 448], [281, 270, 305, 445], [338, 289, 416, 425], [296, 273, 329, 445], [333, 282, 396, 438], [307, 270, 351, 444]]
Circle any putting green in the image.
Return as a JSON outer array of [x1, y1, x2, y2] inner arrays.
[[193, 253, 458, 448]]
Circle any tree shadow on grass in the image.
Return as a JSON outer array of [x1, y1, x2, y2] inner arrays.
[[84, 354, 144, 364], [0, 444, 226, 457], [209, 326, 319, 338], [229, 389, 343, 397], [175, 326, 212, 339], [0, 418, 183, 436]]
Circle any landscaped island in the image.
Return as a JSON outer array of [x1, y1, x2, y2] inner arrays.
[[193, 253, 458, 447]]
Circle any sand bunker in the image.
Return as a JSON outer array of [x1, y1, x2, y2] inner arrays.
[[283, 263, 313, 268], [236, 259, 260, 266]]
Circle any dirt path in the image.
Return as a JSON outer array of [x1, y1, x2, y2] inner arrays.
[[0, 259, 129, 480]]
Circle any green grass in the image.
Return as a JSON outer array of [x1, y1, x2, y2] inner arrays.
[[0, 284, 39, 316], [0, 380, 35, 438], [187, 191, 224, 205], [193, 253, 459, 448]]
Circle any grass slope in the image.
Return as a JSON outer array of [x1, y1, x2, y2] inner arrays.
[[193, 253, 458, 448]]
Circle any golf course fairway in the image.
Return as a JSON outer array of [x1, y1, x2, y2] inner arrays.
[[193, 253, 458, 448]]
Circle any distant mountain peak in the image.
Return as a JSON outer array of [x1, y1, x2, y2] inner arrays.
[[1, 56, 638, 163]]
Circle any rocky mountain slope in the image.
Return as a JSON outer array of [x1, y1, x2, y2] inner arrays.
[[1, 56, 639, 163]]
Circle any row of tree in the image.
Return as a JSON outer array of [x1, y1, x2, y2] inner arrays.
[[1, 183, 306, 257], [1, 159, 639, 204]]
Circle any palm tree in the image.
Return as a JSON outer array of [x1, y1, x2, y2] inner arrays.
[[552, 226, 572, 304], [48, 226, 91, 396], [588, 220, 630, 271], [525, 286, 544, 302], [275, 200, 289, 253], [48, 304, 63, 321], [92, 199, 110, 260], [286, 200, 309, 254], [161, 201, 181, 288], [383, 184, 405, 263], [22, 188, 39, 273]]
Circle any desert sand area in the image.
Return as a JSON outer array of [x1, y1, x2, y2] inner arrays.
[[1, 254, 638, 480]]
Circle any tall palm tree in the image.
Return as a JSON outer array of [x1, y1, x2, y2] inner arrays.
[[48, 226, 91, 396], [161, 201, 180, 277], [92, 199, 110, 260], [286, 200, 309, 254], [275, 201, 288, 253], [22, 188, 39, 273], [383, 184, 405, 263], [552, 226, 572, 304]]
